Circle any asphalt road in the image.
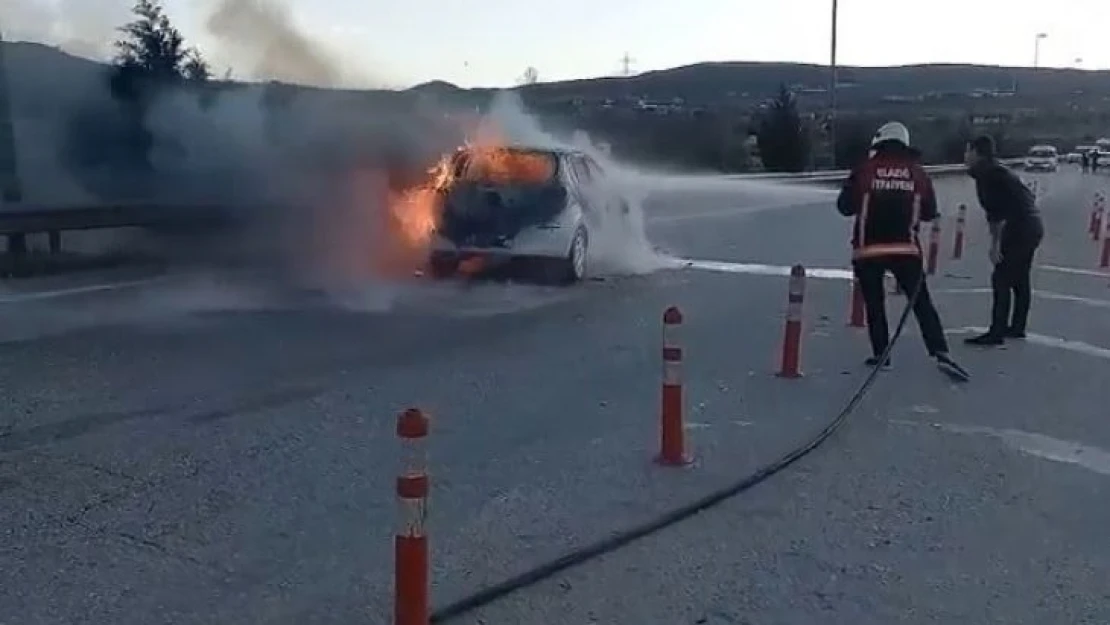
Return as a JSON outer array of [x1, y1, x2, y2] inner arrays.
[[2, 168, 1109, 624]]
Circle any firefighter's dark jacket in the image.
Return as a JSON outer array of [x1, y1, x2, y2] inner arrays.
[[837, 141, 937, 260]]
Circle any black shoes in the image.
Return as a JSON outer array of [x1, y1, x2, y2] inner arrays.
[[863, 352, 970, 381], [934, 352, 971, 381], [964, 332, 1004, 346], [964, 327, 1026, 346], [865, 356, 893, 370]]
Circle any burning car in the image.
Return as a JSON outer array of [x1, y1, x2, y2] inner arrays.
[[423, 144, 631, 284]]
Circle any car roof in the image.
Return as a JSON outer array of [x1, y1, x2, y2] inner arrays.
[[458, 144, 589, 158]]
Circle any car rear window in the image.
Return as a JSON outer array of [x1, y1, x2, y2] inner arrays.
[[455, 148, 558, 185]]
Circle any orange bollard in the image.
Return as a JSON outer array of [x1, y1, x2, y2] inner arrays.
[[926, 219, 941, 275], [848, 278, 866, 328], [657, 306, 690, 466], [953, 203, 966, 259], [395, 408, 430, 625], [777, 265, 805, 378]]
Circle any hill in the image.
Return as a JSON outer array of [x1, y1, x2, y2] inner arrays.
[[6, 41, 1110, 112], [2, 40, 1108, 202], [517, 61, 1110, 108]]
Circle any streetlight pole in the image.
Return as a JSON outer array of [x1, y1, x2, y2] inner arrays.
[[829, 0, 839, 169], [1034, 32, 1047, 68], [0, 27, 23, 204]]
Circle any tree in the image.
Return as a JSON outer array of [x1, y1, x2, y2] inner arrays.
[[833, 120, 874, 169], [756, 84, 810, 172], [182, 50, 211, 82], [940, 118, 974, 164], [66, 0, 213, 193], [109, 0, 208, 100], [520, 66, 539, 86]]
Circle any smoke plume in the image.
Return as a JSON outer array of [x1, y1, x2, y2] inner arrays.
[[0, 0, 130, 59]]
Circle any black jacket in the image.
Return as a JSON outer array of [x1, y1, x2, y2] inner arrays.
[[837, 141, 937, 259], [967, 159, 1041, 237]]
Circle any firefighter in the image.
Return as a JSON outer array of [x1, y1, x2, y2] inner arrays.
[[837, 122, 969, 379]]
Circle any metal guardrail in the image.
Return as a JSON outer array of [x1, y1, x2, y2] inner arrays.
[[731, 159, 1024, 183], [0, 159, 1023, 243], [0, 202, 240, 236]]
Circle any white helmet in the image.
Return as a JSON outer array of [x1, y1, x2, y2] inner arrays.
[[871, 121, 910, 147]]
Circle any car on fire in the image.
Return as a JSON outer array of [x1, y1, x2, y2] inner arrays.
[[424, 144, 631, 284]]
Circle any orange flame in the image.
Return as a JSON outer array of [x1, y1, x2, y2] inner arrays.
[[370, 113, 557, 276]]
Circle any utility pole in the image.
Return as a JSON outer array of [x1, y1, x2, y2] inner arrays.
[[828, 0, 839, 169], [619, 53, 635, 76]]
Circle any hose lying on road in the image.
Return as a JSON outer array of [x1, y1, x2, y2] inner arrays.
[[430, 269, 926, 622]]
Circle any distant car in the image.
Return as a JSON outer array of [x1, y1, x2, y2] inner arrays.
[[1064, 152, 1083, 164], [1024, 145, 1058, 172], [426, 145, 631, 284]]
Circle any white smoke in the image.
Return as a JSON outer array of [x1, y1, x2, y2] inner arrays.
[[0, 0, 129, 59]]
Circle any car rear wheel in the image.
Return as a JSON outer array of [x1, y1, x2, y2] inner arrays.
[[538, 227, 588, 285], [563, 227, 589, 284]]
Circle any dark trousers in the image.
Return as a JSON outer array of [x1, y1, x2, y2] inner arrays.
[[990, 230, 1043, 334], [853, 255, 949, 357]]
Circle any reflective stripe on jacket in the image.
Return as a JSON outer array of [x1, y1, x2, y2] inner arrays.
[[837, 142, 938, 260]]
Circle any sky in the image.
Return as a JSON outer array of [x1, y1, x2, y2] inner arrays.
[[4, 0, 1110, 88]]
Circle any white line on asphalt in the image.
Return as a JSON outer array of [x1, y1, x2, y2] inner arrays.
[[1039, 264, 1109, 278], [0, 277, 168, 305], [677, 258, 854, 280], [938, 288, 1110, 309], [648, 201, 826, 224], [948, 326, 1110, 360], [679, 260, 1110, 296], [892, 420, 1110, 477]]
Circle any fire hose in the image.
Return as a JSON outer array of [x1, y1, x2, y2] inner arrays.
[[430, 259, 927, 622]]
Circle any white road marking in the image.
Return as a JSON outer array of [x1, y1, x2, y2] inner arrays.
[[1039, 264, 1109, 278], [0, 277, 169, 305], [948, 326, 1110, 359], [676, 258, 854, 280], [939, 287, 1110, 309], [893, 419, 1110, 477], [648, 201, 825, 224]]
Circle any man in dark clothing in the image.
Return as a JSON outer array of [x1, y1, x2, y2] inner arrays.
[[964, 135, 1045, 345], [837, 122, 967, 379]]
